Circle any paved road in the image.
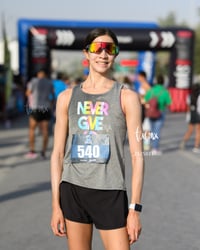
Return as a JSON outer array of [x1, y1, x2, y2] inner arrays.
[[0, 112, 200, 250]]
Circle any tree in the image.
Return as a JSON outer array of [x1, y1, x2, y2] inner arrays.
[[158, 11, 188, 27], [193, 26, 200, 75], [193, 8, 200, 75], [2, 14, 13, 103]]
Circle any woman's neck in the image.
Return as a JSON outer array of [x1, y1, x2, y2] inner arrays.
[[81, 75, 115, 94], [83, 74, 114, 89]]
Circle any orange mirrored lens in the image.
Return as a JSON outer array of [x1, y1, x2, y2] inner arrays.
[[87, 42, 119, 55]]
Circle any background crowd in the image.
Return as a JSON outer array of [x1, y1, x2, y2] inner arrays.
[[1, 68, 200, 158]]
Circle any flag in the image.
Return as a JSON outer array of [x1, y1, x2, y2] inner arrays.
[[2, 14, 12, 102]]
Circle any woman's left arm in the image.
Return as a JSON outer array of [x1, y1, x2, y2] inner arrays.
[[121, 88, 145, 244]]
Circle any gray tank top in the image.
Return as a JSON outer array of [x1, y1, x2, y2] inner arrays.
[[62, 82, 127, 190]]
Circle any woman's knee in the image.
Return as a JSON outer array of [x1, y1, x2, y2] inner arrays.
[[99, 227, 130, 250], [65, 220, 93, 250]]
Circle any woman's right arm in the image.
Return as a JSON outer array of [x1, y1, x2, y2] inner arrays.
[[50, 89, 72, 237]]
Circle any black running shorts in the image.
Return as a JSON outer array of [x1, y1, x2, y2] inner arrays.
[[59, 181, 128, 230], [30, 108, 52, 122]]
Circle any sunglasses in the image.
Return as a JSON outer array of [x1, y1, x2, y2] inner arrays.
[[86, 42, 119, 55]]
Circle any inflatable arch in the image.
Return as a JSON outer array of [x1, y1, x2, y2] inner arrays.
[[18, 19, 195, 111]]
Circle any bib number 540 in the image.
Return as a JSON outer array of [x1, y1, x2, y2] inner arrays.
[[77, 145, 100, 158]]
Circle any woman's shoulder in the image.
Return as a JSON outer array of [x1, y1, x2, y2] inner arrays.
[[57, 88, 73, 107], [121, 84, 140, 102]]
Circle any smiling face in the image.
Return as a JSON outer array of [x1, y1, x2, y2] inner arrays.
[[84, 35, 117, 75]]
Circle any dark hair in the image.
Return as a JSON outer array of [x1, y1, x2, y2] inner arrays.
[[37, 68, 47, 75], [191, 84, 200, 106], [56, 72, 64, 80], [83, 28, 119, 49], [156, 74, 164, 85], [138, 70, 147, 78]]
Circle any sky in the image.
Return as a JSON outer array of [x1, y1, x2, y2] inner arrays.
[[1, 0, 200, 40]]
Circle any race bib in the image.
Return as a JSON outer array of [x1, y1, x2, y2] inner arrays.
[[71, 134, 110, 163]]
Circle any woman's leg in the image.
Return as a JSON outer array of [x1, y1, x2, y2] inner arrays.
[[194, 124, 200, 148], [39, 120, 49, 155], [150, 116, 164, 150], [99, 227, 130, 250], [179, 123, 194, 149], [183, 123, 194, 142], [65, 219, 93, 250], [29, 116, 38, 152]]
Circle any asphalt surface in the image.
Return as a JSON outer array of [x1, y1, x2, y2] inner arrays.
[[0, 112, 200, 250]]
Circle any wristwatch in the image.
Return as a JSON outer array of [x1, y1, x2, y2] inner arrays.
[[129, 203, 142, 212]]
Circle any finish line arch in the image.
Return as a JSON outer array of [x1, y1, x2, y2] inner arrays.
[[18, 19, 195, 112]]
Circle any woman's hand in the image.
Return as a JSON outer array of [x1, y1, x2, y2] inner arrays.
[[126, 210, 142, 244], [51, 207, 67, 237]]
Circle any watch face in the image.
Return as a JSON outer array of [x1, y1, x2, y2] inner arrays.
[[129, 203, 142, 212], [135, 204, 142, 212]]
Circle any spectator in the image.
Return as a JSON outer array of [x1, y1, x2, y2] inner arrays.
[[25, 69, 54, 159], [179, 83, 200, 153], [144, 74, 172, 155], [122, 75, 133, 89], [53, 72, 69, 99], [68, 77, 82, 88], [137, 70, 151, 122]]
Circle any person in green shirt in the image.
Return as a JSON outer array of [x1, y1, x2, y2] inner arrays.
[[144, 74, 172, 155]]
